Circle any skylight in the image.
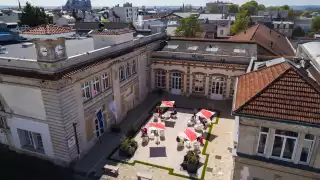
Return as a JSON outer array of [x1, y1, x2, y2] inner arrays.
[[234, 49, 246, 53], [206, 47, 218, 52], [188, 46, 198, 50], [166, 45, 179, 49]]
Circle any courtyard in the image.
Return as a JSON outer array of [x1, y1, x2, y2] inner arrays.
[[74, 93, 235, 180], [110, 108, 216, 179]]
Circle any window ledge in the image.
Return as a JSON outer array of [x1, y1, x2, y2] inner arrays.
[[21, 145, 45, 155], [83, 88, 112, 104]]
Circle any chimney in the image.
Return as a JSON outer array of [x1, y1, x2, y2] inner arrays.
[[270, 41, 274, 48]]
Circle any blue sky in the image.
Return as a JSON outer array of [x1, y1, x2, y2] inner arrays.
[[1, 0, 320, 7]]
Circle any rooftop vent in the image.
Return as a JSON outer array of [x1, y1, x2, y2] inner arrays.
[[257, 62, 266, 70], [0, 46, 7, 54], [21, 42, 33, 48]]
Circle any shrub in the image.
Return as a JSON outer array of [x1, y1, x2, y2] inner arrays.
[[126, 126, 137, 138], [119, 138, 138, 157]]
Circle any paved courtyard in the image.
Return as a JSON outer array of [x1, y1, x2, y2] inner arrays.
[[74, 93, 235, 180], [110, 108, 211, 179]]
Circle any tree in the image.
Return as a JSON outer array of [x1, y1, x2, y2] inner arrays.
[[208, 6, 219, 13], [301, 11, 311, 17], [292, 26, 305, 37], [175, 15, 201, 37], [240, 0, 265, 16], [231, 10, 249, 34], [228, 4, 239, 13], [19, 2, 48, 27], [279, 5, 290, 11], [311, 16, 320, 32], [257, 4, 266, 11]]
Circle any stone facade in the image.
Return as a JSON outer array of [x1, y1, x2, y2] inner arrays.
[[233, 117, 320, 180], [0, 40, 161, 166]]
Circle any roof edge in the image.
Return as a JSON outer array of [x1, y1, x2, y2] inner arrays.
[[232, 112, 320, 128]]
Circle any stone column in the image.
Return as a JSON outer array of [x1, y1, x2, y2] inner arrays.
[[166, 71, 170, 92], [111, 65, 122, 123], [138, 55, 146, 101], [189, 74, 193, 94], [293, 133, 305, 164], [265, 128, 275, 158], [184, 73, 187, 95], [226, 77, 232, 99], [204, 75, 210, 97], [151, 69, 155, 90]]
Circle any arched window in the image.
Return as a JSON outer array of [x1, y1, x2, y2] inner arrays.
[[194, 74, 204, 92], [119, 66, 125, 81], [211, 76, 226, 96], [126, 62, 131, 78]]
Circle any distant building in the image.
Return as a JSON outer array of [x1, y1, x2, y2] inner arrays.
[[53, 15, 76, 27], [293, 16, 313, 33], [113, 6, 139, 23], [258, 10, 288, 20], [272, 21, 294, 38], [198, 14, 233, 38], [230, 24, 295, 57], [0, 9, 22, 23], [250, 15, 272, 24], [206, 1, 231, 14]]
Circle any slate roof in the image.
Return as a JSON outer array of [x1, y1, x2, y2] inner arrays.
[[233, 62, 320, 124], [21, 25, 74, 35], [230, 24, 295, 56], [89, 28, 135, 35]]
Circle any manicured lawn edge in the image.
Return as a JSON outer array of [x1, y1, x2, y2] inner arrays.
[[108, 105, 220, 180]]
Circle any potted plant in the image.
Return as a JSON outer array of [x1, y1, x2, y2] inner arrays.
[[119, 138, 138, 157], [185, 150, 200, 173]]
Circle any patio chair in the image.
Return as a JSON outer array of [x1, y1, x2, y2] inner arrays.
[[194, 142, 200, 153], [177, 141, 184, 149], [187, 120, 194, 127], [194, 124, 203, 132], [159, 130, 165, 140], [142, 136, 149, 144], [185, 141, 191, 149], [149, 133, 155, 140], [153, 114, 158, 122]]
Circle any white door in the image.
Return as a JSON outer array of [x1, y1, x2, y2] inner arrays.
[[171, 72, 181, 95], [0, 130, 8, 145], [211, 76, 225, 100]]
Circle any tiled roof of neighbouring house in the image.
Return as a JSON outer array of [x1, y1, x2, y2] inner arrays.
[[89, 28, 135, 35], [233, 62, 320, 124], [230, 24, 295, 57], [21, 25, 74, 35]]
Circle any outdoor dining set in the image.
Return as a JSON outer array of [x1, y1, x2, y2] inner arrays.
[[140, 100, 216, 152]]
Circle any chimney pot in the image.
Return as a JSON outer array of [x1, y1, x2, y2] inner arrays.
[[270, 41, 274, 48]]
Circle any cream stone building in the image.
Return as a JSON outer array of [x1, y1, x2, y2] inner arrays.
[[232, 62, 320, 180], [151, 38, 257, 100], [0, 26, 165, 166]]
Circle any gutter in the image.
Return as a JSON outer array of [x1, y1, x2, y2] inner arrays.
[[232, 112, 320, 128], [286, 36, 296, 55]]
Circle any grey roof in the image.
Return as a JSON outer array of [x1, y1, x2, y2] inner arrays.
[[199, 14, 224, 20], [160, 40, 257, 57], [74, 22, 131, 30], [257, 10, 288, 18], [0, 38, 94, 59], [173, 12, 199, 18], [253, 57, 287, 71]]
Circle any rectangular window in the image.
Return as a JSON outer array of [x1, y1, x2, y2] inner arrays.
[[257, 127, 269, 155], [102, 73, 109, 91], [119, 66, 125, 81], [0, 116, 7, 129], [206, 47, 218, 52], [81, 81, 91, 101], [233, 49, 246, 53], [220, 29, 224, 35], [132, 60, 136, 74], [299, 134, 315, 164], [126, 63, 131, 78], [271, 129, 298, 161], [155, 70, 166, 88], [18, 129, 44, 153], [92, 77, 101, 96]]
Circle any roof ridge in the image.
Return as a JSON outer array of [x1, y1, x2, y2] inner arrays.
[[235, 62, 292, 113], [250, 24, 260, 41]]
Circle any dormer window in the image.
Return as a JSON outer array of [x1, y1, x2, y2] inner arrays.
[[206, 47, 218, 52], [234, 49, 246, 53]]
